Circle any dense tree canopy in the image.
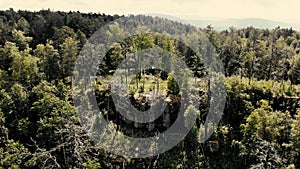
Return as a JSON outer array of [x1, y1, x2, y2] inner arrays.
[[0, 9, 299, 168]]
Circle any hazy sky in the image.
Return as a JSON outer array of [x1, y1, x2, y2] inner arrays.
[[1, 0, 299, 24]]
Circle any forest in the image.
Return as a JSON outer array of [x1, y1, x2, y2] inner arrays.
[[0, 9, 300, 169]]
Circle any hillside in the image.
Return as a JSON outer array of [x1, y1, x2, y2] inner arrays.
[[0, 9, 300, 168]]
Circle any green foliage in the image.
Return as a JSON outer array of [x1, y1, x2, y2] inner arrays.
[[0, 9, 299, 169], [60, 37, 79, 79], [290, 109, 300, 167], [167, 73, 180, 95], [240, 100, 294, 167], [53, 26, 77, 48], [241, 100, 291, 141], [9, 49, 40, 87], [289, 55, 300, 84], [83, 159, 101, 169], [249, 139, 286, 169], [11, 29, 32, 50], [16, 17, 30, 34], [0, 139, 30, 169], [34, 40, 61, 81]]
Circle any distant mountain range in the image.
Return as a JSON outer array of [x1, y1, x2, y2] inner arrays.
[[187, 18, 300, 31]]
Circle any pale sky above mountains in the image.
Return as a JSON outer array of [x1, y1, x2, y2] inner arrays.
[[1, 0, 299, 29]]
